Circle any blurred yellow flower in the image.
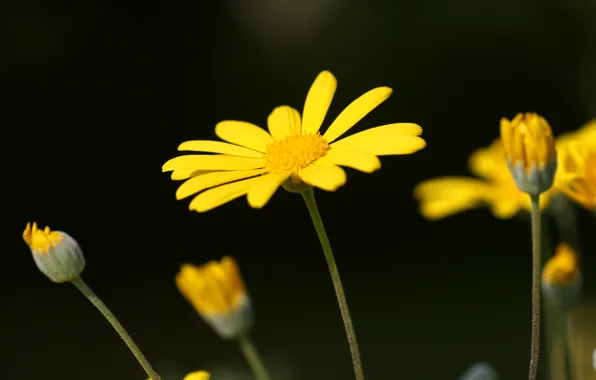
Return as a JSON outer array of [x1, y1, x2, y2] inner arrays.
[[162, 70, 426, 212], [414, 139, 553, 220], [176, 256, 252, 339], [542, 243, 581, 309], [22, 222, 85, 283], [500, 113, 557, 194], [183, 371, 210, 380], [148, 372, 210, 380], [554, 119, 596, 150], [542, 243, 580, 286], [555, 141, 596, 209]]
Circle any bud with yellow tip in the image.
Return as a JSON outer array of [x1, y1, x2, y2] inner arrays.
[[22, 222, 85, 283], [176, 256, 252, 339], [542, 243, 581, 310], [500, 113, 557, 194]]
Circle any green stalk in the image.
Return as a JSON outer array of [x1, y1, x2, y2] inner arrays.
[[238, 336, 271, 380], [300, 188, 364, 380], [528, 194, 542, 380], [70, 276, 161, 380]]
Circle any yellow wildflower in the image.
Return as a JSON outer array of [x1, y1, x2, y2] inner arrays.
[[175, 257, 252, 339], [542, 243, 581, 309], [183, 372, 210, 380], [22, 222, 85, 283], [555, 141, 596, 209], [555, 119, 596, 150], [414, 139, 553, 220], [500, 113, 557, 194], [163, 70, 426, 212], [148, 372, 210, 380]]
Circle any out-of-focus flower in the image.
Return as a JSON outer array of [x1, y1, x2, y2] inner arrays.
[[183, 372, 210, 380], [500, 113, 557, 195], [414, 139, 553, 220], [162, 70, 426, 212], [542, 243, 581, 309], [459, 362, 499, 380], [555, 141, 596, 210], [148, 372, 210, 380], [555, 120, 596, 150], [22, 222, 85, 283], [176, 257, 252, 339]]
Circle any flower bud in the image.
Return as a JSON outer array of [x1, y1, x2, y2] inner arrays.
[[459, 362, 499, 380], [176, 256, 252, 340], [500, 113, 557, 194], [542, 243, 581, 310], [22, 222, 85, 283]]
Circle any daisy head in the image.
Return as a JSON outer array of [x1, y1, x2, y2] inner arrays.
[[163, 70, 426, 212]]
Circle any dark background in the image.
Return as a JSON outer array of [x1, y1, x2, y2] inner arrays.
[[4, 0, 596, 379]]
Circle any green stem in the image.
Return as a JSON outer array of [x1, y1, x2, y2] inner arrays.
[[562, 311, 575, 380], [300, 188, 364, 380], [238, 336, 271, 380], [529, 194, 542, 380], [70, 276, 161, 380]]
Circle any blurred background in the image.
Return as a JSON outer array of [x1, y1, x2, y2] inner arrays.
[[3, 0, 596, 379]]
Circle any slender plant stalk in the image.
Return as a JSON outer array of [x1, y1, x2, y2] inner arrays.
[[70, 276, 161, 380], [562, 311, 575, 380], [529, 194, 542, 380], [238, 335, 271, 380], [300, 188, 364, 380]]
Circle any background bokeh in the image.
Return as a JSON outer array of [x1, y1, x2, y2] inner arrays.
[[3, 0, 596, 379]]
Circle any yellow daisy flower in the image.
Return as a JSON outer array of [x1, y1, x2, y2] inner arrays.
[[162, 70, 426, 212], [500, 113, 557, 195], [147, 372, 210, 380], [541, 243, 581, 309], [183, 372, 210, 380], [176, 256, 252, 339], [414, 138, 554, 220], [555, 141, 596, 209], [554, 119, 596, 150]]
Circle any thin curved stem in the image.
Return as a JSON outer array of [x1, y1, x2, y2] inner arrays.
[[70, 276, 161, 380], [238, 336, 271, 380], [529, 194, 542, 380], [300, 188, 364, 380]]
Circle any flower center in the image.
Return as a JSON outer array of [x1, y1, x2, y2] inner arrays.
[[264, 134, 329, 172]]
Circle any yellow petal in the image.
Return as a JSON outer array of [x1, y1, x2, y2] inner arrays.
[[489, 201, 521, 219], [330, 123, 425, 155], [189, 176, 264, 212], [299, 163, 346, 191], [176, 169, 267, 199], [335, 135, 426, 156], [162, 155, 264, 172], [171, 169, 211, 181], [215, 121, 274, 153], [414, 177, 493, 220], [183, 371, 211, 380], [323, 87, 393, 143], [247, 171, 291, 208], [468, 140, 506, 180], [302, 71, 337, 135], [178, 140, 264, 158], [317, 150, 381, 173], [267, 106, 302, 140]]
